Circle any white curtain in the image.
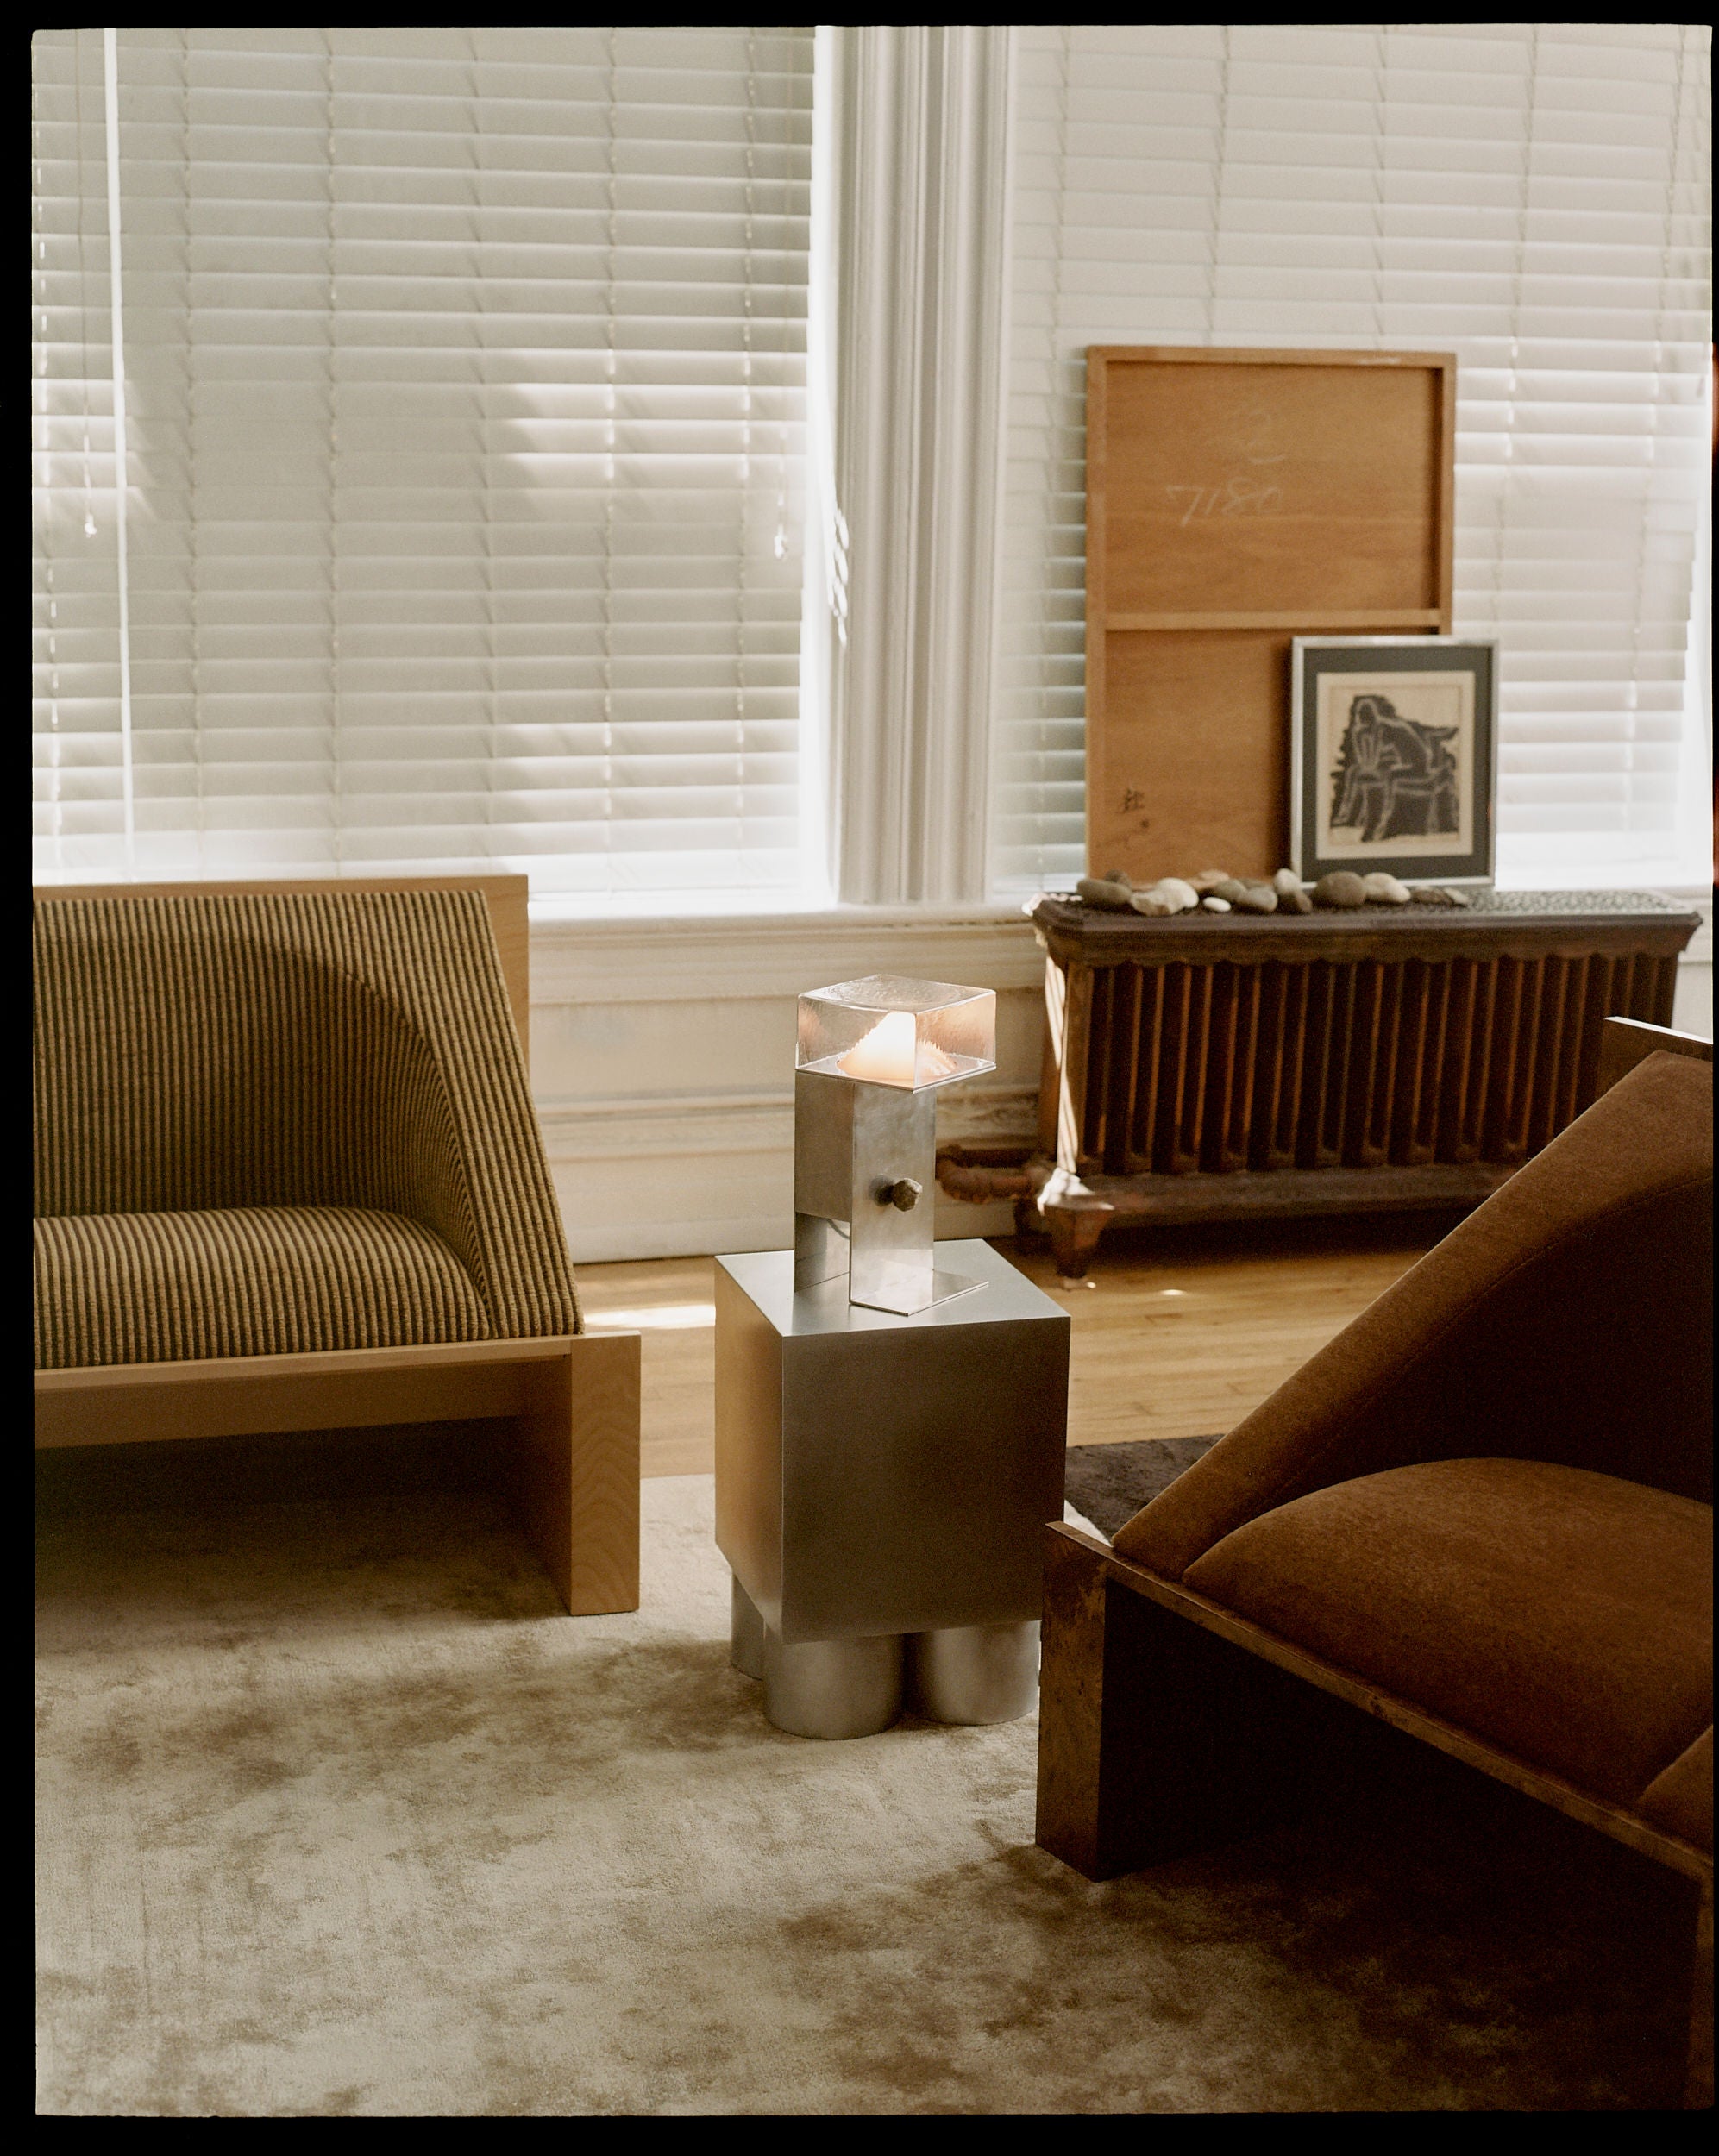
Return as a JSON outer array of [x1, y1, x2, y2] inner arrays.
[[32, 26, 813, 900], [996, 22, 1713, 892]]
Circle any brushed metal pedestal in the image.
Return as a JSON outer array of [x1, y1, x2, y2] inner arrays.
[[716, 1238, 1070, 1739], [907, 1620, 1042, 1726], [763, 1627, 906, 1739]]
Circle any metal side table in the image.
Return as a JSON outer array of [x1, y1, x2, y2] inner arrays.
[[715, 1237, 1070, 1739]]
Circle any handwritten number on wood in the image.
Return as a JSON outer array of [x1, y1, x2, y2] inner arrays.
[[1166, 479, 1283, 527]]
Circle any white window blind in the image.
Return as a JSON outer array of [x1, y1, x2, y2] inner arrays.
[[32, 26, 812, 900], [997, 22, 1713, 892]]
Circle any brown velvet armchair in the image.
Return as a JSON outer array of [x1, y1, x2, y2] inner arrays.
[[1036, 1032, 1713, 2103]]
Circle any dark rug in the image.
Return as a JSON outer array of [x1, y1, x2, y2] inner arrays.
[[1063, 1433, 1221, 1539]]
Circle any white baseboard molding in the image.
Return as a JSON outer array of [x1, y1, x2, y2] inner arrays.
[[543, 1081, 1036, 1264], [530, 902, 1044, 1006]]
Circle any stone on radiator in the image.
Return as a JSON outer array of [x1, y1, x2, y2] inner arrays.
[[1312, 871, 1368, 909], [1200, 894, 1232, 912], [1076, 876, 1136, 910], [1130, 877, 1198, 917], [1362, 872, 1412, 905]]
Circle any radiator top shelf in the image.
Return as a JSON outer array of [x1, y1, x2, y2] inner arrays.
[[1032, 888, 1702, 969]]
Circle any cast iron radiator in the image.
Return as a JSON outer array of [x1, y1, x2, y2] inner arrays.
[[939, 890, 1701, 1278]]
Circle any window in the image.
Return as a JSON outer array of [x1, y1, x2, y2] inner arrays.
[[997, 22, 1712, 892], [33, 27, 813, 901], [36, 27, 1710, 909]]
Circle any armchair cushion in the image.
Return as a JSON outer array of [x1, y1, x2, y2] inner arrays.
[[35, 1206, 492, 1369], [1114, 1053, 1712, 1580], [1183, 1457, 1712, 1821]]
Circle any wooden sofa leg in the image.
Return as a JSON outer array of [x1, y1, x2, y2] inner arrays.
[[511, 1333, 640, 1616], [1036, 1526, 1349, 1880]]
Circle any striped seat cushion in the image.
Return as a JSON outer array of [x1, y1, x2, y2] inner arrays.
[[35, 1206, 493, 1370]]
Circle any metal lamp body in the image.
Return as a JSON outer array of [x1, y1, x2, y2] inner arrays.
[[792, 975, 997, 1317]]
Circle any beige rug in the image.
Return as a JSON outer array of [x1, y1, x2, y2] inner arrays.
[[36, 1469, 1695, 2114]]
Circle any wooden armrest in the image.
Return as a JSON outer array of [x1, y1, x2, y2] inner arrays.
[[1597, 1016, 1712, 1095]]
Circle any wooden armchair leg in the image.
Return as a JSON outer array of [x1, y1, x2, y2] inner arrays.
[[1691, 1876, 1714, 2110], [1035, 1526, 1346, 1880], [510, 1333, 640, 1616]]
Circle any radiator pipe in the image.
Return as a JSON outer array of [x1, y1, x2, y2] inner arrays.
[[935, 1150, 1051, 1204]]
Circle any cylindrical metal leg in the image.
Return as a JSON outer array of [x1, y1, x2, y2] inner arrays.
[[731, 1573, 765, 1681], [762, 1631, 905, 1739], [907, 1620, 1040, 1726]]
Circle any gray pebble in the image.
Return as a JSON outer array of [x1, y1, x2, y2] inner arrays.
[[1278, 886, 1314, 913], [1233, 884, 1277, 913], [1076, 877, 1136, 910], [1312, 871, 1368, 909], [1271, 868, 1303, 896]]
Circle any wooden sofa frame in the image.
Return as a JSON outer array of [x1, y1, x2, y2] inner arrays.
[[33, 876, 639, 1618]]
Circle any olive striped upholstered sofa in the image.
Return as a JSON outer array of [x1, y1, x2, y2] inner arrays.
[[33, 880, 638, 1615]]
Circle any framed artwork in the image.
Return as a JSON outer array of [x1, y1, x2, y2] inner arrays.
[[1290, 636, 1497, 886]]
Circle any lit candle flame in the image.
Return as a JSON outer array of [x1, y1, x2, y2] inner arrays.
[[837, 1009, 955, 1087]]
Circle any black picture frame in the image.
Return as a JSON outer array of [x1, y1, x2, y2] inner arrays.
[[1289, 636, 1497, 887]]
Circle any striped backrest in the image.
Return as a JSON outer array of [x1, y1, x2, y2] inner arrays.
[[33, 887, 579, 1338]]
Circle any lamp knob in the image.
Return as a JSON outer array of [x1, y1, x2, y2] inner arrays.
[[880, 1177, 922, 1212]]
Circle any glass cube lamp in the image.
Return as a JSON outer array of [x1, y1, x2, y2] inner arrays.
[[796, 975, 997, 1092], [793, 975, 997, 1315]]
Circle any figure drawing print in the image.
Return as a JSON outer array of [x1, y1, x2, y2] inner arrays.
[[1315, 669, 1474, 861], [1328, 693, 1459, 842]]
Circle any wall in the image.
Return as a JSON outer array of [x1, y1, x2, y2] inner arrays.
[[1672, 896, 1713, 1038], [535, 895, 1711, 1265], [531, 908, 1042, 1263]]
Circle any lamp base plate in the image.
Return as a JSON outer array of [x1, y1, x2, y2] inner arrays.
[[849, 1269, 984, 1318]]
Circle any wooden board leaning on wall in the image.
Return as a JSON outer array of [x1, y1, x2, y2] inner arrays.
[[1085, 346, 1456, 886]]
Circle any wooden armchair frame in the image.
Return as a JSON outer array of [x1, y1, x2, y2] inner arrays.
[[1037, 1018, 1713, 2105], [33, 876, 639, 1617], [1035, 1517, 1711, 2104]]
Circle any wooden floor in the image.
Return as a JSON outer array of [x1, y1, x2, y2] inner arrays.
[[577, 1215, 1454, 1480]]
